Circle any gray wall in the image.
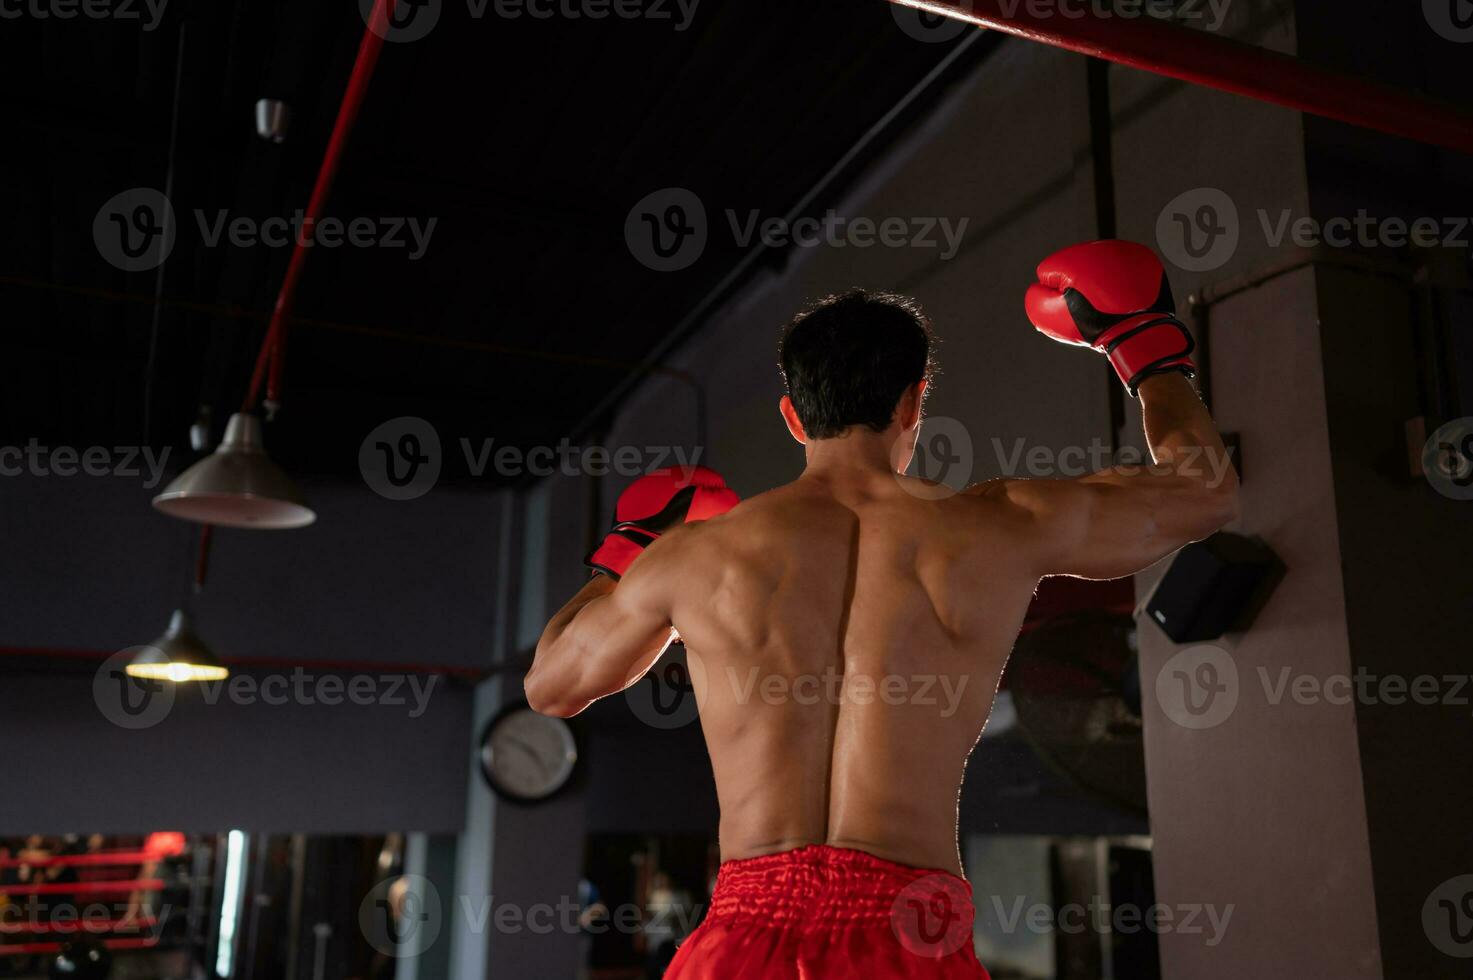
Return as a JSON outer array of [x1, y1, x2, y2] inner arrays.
[[0, 473, 493, 832], [1294, 4, 1473, 973]]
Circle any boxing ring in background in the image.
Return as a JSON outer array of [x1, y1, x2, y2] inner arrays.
[[889, 0, 1473, 156]]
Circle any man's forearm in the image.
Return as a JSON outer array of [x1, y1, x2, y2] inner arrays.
[[1137, 373, 1234, 490], [541, 575, 617, 649], [527, 570, 679, 717], [526, 576, 617, 716]]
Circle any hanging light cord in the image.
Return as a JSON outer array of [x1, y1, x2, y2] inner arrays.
[[242, 0, 398, 418], [193, 524, 214, 593], [141, 17, 189, 447]]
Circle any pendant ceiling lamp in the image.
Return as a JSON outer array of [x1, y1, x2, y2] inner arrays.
[[127, 608, 229, 683], [152, 0, 398, 531], [152, 413, 314, 529]]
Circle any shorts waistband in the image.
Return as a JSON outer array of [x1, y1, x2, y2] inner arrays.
[[706, 844, 974, 932]]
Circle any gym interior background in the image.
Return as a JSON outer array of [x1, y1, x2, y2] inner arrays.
[[1, 0, 1470, 977]]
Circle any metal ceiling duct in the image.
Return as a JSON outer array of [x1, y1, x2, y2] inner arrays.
[[152, 412, 315, 529]]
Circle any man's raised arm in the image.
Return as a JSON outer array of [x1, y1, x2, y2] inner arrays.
[[524, 466, 739, 717], [975, 240, 1239, 580]]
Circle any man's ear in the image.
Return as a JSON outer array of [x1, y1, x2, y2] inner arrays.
[[898, 380, 928, 432], [779, 396, 807, 445]]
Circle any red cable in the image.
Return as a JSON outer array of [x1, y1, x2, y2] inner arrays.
[[244, 0, 399, 414], [194, 523, 213, 591], [894, 0, 1473, 156]]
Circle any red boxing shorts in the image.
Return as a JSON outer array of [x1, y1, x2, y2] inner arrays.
[[663, 844, 991, 979]]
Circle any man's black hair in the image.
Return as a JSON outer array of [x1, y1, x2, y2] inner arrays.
[[778, 289, 935, 440]]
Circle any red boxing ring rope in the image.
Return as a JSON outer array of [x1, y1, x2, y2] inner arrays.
[[890, 0, 1473, 156]]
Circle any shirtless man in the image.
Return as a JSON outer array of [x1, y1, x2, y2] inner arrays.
[[526, 240, 1239, 978]]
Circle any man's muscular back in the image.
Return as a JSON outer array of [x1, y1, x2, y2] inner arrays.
[[528, 245, 1239, 889], [659, 471, 1039, 875]]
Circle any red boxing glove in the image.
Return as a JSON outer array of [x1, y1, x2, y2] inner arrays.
[[585, 465, 740, 580], [1024, 240, 1196, 395]]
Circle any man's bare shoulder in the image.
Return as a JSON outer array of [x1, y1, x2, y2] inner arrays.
[[644, 481, 836, 564]]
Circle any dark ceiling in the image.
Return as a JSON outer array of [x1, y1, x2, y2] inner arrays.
[[2, 0, 991, 484]]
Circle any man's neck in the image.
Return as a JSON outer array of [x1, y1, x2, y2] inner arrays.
[[802, 430, 898, 477]]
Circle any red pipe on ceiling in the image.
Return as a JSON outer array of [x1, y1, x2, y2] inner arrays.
[[243, 0, 399, 414], [890, 0, 1473, 156]]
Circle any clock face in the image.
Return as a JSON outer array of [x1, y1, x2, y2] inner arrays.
[[480, 706, 578, 802]]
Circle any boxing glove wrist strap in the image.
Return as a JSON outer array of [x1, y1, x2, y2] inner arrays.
[[1103, 315, 1197, 396], [585, 525, 660, 581]]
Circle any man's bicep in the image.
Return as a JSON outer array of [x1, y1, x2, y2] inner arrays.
[[985, 476, 1168, 580]]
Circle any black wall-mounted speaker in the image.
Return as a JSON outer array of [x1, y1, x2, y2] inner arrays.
[[1143, 532, 1284, 643]]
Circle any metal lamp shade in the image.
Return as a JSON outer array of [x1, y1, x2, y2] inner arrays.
[[127, 609, 230, 683], [152, 413, 315, 529]]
